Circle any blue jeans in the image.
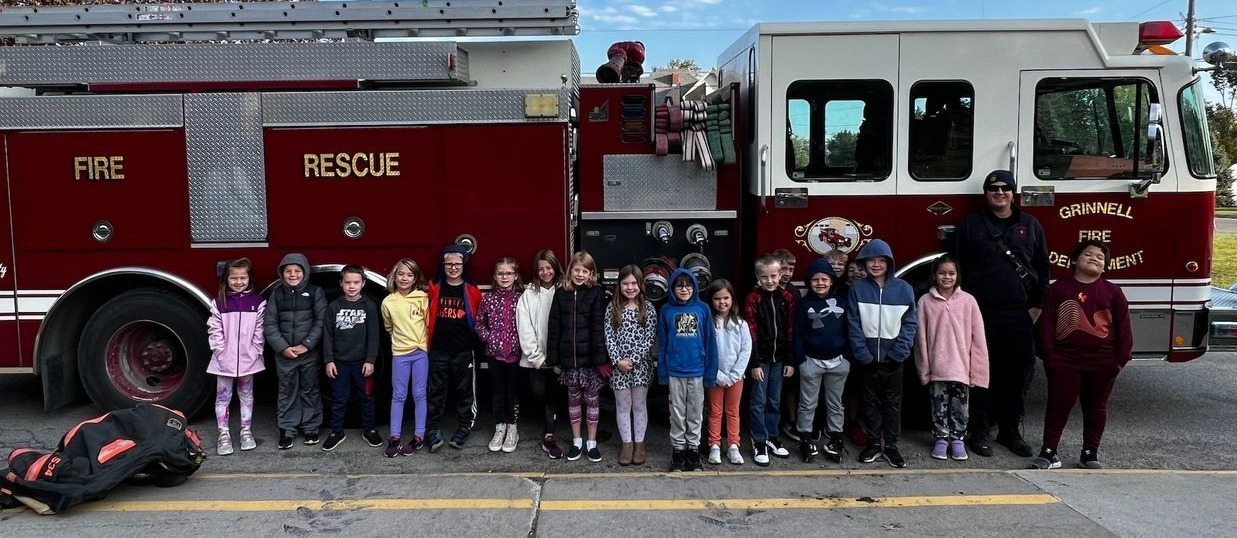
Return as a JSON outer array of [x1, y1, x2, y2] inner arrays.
[[748, 362, 783, 442], [329, 361, 375, 434]]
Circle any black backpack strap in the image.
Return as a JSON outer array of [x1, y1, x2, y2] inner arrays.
[[983, 216, 1037, 291]]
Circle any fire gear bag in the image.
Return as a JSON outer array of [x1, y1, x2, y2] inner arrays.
[[0, 404, 206, 514]]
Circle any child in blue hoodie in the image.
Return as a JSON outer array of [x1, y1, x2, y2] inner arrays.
[[847, 239, 918, 468], [658, 269, 719, 472], [794, 258, 850, 464]]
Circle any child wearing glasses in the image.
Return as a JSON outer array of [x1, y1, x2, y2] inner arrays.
[[424, 244, 484, 452], [477, 257, 525, 453]]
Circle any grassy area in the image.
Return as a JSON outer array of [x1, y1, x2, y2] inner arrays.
[[1218, 206, 1237, 219], [1216, 234, 1237, 289]]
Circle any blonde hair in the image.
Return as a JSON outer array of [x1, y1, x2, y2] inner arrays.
[[386, 258, 427, 293], [823, 249, 848, 264], [563, 251, 598, 291], [754, 254, 781, 275]]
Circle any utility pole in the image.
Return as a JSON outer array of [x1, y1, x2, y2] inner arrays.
[[1185, 0, 1197, 57]]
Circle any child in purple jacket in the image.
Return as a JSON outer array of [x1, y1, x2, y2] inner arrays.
[[477, 257, 525, 453]]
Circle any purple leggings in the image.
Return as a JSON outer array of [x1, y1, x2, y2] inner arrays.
[[215, 375, 254, 431], [391, 350, 429, 439]]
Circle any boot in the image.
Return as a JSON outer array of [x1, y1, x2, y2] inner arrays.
[[632, 442, 647, 465], [670, 449, 685, 472], [619, 442, 634, 466]]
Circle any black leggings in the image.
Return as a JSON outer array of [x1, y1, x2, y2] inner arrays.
[[526, 368, 560, 436]]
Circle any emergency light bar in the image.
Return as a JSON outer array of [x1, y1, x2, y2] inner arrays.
[[1137, 21, 1183, 48]]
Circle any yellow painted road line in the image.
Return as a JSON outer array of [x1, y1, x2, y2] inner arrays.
[[78, 498, 533, 513], [74, 494, 1056, 513], [195, 468, 1237, 481], [539, 494, 1059, 511]]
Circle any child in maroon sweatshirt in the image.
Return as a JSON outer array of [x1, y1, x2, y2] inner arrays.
[[1031, 240, 1132, 470]]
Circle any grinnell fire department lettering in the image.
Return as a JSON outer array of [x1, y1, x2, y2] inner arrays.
[[334, 308, 368, 330], [303, 152, 400, 179], [73, 156, 124, 181]]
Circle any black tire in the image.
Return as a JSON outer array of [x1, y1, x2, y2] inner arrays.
[[78, 289, 212, 417]]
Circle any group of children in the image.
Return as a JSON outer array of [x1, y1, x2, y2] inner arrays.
[[206, 237, 1130, 471]]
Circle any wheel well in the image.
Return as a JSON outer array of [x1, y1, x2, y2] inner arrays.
[[895, 252, 944, 297], [36, 270, 210, 411]]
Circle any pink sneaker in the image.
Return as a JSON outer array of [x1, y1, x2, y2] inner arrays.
[[931, 438, 949, 460]]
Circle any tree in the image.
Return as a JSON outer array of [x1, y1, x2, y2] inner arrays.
[[1211, 64, 1237, 110], [664, 58, 701, 75], [825, 130, 857, 167], [1208, 103, 1236, 206]]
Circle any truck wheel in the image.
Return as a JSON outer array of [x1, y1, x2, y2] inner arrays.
[[78, 289, 211, 417]]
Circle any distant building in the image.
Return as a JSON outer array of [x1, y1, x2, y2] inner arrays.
[[582, 66, 719, 101]]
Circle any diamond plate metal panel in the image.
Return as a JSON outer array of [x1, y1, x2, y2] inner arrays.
[[0, 94, 181, 130], [603, 155, 716, 211], [185, 93, 268, 243], [262, 89, 570, 126], [0, 42, 468, 86]]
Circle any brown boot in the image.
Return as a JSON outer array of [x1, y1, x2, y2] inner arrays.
[[632, 442, 647, 465], [619, 442, 633, 466]]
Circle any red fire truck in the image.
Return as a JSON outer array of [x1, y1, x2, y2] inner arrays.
[[0, 1, 1228, 416]]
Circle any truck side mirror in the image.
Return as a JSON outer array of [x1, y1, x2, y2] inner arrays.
[[1131, 103, 1164, 198]]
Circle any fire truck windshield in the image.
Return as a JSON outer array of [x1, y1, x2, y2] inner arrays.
[[1179, 80, 1216, 178]]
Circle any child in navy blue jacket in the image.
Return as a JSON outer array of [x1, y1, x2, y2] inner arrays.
[[794, 258, 850, 463], [659, 269, 719, 472], [847, 239, 918, 468]]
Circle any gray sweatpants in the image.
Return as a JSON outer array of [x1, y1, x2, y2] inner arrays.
[[797, 357, 850, 435], [668, 376, 704, 450], [276, 354, 323, 436]]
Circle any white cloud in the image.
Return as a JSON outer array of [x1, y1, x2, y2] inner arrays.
[[1074, 7, 1103, 15], [630, 4, 658, 17], [891, 6, 926, 14]]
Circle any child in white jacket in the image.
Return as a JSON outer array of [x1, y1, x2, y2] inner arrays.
[[516, 249, 566, 459], [705, 279, 751, 465], [915, 255, 989, 462]]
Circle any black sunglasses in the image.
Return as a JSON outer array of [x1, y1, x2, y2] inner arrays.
[[985, 184, 1014, 193]]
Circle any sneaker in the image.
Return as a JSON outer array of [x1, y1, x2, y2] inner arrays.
[[883, 444, 907, 468], [449, 427, 471, 449], [931, 438, 949, 460], [670, 450, 685, 472], [707, 445, 722, 465], [1030, 447, 1062, 469], [567, 443, 583, 461], [727, 444, 745, 465], [278, 432, 295, 450], [766, 439, 791, 459], [822, 435, 844, 463], [239, 428, 257, 451], [969, 431, 994, 458], [996, 430, 1034, 457], [384, 437, 401, 458], [216, 429, 234, 456], [502, 424, 519, 453], [427, 431, 445, 453], [949, 439, 969, 461], [752, 441, 771, 466], [363, 429, 383, 447], [684, 448, 701, 471], [1080, 447, 1103, 469], [488, 424, 507, 452], [857, 443, 882, 463], [400, 436, 424, 456], [799, 438, 818, 463], [780, 423, 802, 443], [542, 435, 564, 459], [321, 432, 346, 451], [303, 432, 320, 446], [587, 445, 602, 462]]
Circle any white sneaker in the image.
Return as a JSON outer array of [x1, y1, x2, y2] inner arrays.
[[501, 423, 519, 453], [216, 429, 234, 456], [488, 424, 507, 452], [766, 439, 791, 458], [239, 428, 257, 451], [707, 444, 722, 465], [727, 444, 745, 465]]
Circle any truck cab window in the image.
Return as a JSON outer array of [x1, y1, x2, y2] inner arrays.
[[909, 81, 974, 180], [1033, 78, 1160, 180], [786, 79, 894, 182]]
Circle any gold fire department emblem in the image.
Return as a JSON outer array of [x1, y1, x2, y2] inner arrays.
[[794, 217, 873, 255]]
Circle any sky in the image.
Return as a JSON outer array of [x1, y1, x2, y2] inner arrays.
[[570, 0, 1235, 99]]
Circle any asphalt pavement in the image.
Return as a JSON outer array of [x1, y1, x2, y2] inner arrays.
[[1217, 216, 1237, 235]]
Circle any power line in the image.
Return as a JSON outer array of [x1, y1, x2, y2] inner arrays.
[[1127, 0, 1174, 20]]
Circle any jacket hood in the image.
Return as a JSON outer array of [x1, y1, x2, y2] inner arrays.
[[434, 243, 474, 284], [804, 258, 839, 296], [856, 239, 896, 271], [668, 267, 701, 305], [277, 253, 311, 290]]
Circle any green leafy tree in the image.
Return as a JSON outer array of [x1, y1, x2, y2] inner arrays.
[[1208, 103, 1236, 206], [665, 59, 702, 75], [825, 130, 857, 167]]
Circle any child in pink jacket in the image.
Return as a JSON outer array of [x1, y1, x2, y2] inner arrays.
[[207, 258, 266, 456], [915, 255, 988, 462]]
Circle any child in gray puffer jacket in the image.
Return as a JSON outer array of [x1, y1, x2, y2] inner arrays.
[[264, 252, 328, 450]]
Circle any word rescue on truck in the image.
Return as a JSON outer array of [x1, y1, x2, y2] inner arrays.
[[302, 152, 401, 179]]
